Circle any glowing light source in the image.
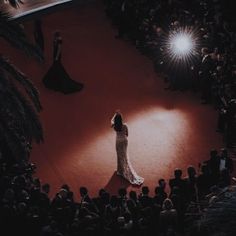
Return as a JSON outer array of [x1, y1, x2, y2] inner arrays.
[[165, 28, 198, 64], [172, 34, 192, 55]]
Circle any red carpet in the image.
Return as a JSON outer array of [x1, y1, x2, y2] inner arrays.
[[0, 1, 224, 199]]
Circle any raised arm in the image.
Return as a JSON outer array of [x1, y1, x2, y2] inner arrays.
[[111, 112, 117, 127]]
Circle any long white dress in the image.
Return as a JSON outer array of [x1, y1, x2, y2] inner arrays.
[[115, 124, 144, 185]]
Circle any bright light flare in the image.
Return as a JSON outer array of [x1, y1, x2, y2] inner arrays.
[[172, 34, 192, 55], [165, 28, 198, 64]]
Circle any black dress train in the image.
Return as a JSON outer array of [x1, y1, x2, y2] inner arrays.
[[43, 37, 83, 94]]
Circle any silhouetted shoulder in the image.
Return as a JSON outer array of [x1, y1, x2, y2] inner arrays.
[[123, 123, 128, 128]]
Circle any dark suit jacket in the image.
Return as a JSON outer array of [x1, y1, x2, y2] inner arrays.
[[138, 195, 153, 208], [169, 178, 185, 195], [223, 157, 234, 173], [200, 54, 214, 78]]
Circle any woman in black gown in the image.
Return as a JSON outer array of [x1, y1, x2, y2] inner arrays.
[[43, 31, 84, 94], [34, 19, 44, 52]]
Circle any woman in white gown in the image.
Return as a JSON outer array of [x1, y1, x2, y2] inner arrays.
[[111, 112, 144, 185]]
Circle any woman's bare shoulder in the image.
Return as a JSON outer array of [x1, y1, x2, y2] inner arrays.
[[123, 123, 128, 129]]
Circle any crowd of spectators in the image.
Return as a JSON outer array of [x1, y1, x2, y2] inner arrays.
[[104, 0, 236, 148], [1, 1, 236, 236], [0, 147, 234, 236]]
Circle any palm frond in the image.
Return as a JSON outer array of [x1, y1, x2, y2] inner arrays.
[[0, 69, 43, 142], [0, 11, 43, 61], [0, 55, 42, 112], [9, 83, 44, 143], [0, 71, 43, 160], [0, 8, 43, 161], [7, 0, 24, 9]]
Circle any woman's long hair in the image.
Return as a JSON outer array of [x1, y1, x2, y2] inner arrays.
[[113, 113, 123, 132]]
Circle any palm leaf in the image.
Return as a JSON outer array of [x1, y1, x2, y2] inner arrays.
[[0, 8, 43, 161], [0, 11, 43, 61], [0, 71, 43, 160], [8, 0, 24, 9], [0, 55, 42, 112], [9, 83, 44, 143]]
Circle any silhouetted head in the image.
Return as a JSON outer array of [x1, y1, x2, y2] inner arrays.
[[113, 112, 123, 132], [118, 188, 127, 197], [174, 168, 182, 179], [101, 192, 110, 204], [210, 149, 218, 159], [221, 148, 228, 159], [142, 186, 149, 195], [201, 47, 209, 55], [98, 188, 106, 197], [162, 198, 174, 210], [61, 184, 70, 192], [34, 178, 41, 188], [42, 183, 50, 194], [158, 179, 166, 189], [187, 166, 196, 178], [129, 191, 137, 200], [80, 187, 88, 197]]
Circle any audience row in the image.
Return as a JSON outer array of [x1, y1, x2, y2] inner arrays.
[[0, 147, 234, 236]]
